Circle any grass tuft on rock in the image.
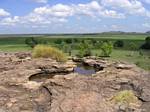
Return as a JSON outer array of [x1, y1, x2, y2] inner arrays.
[[112, 90, 139, 105], [32, 45, 67, 62]]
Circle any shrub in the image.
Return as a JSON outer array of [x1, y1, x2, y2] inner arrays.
[[78, 40, 93, 57], [112, 90, 139, 105], [25, 37, 48, 48], [54, 39, 63, 44], [25, 37, 38, 48], [62, 42, 72, 56], [100, 41, 113, 57], [32, 45, 67, 62], [128, 42, 137, 50], [114, 40, 124, 48], [141, 36, 150, 49], [65, 38, 72, 44]]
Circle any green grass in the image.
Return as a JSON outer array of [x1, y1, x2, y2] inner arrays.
[[72, 49, 150, 71], [0, 44, 31, 52], [0, 33, 149, 70], [111, 50, 150, 70]]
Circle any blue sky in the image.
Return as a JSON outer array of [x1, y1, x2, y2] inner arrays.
[[0, 0, 150, 34]]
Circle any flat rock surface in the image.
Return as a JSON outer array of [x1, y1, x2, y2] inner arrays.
[[0, 52, 149, 112]]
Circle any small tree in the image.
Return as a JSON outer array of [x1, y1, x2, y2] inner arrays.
[[78, 40, 93, 57], [128, 42, 137, 56], [54, 39, 63, 44], [100, 41, 113, 57], [65, 38, 72, 44], [62, 42, 72, 56], [129, 42, 137, 50], [141, 36, 150, 49], [25, 37, 38, 48], [114, 40, 124, 48]]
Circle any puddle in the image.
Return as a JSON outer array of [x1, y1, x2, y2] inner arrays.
[[29, 62, 103, 82], [74, 63, 97, 75]]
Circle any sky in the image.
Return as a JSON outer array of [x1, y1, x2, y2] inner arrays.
[[0, 0, 150, 34]]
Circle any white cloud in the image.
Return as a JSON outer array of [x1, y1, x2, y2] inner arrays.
[[34, 4, 74, 18], [31, 0, 48, 3], [0, 9, 10, 16], [0, 1, 126, 27], [142, 0, 150, 4], [0, 16, 19, 26], [100, 10, 125, 18], [143, 23, 150, 28], [101, 0, 150, 17], [111, 25, 122, 29], [33, 1, 125, 18]]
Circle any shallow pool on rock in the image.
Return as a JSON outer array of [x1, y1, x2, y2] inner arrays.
[[74, 63, 96, 75]]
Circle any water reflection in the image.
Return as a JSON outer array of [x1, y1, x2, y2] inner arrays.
[[74, 63, 96, 75]]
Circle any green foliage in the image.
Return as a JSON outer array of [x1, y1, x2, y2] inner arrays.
[[114, 40, 124, 48], [100, 41, 113, 57], [54, 39, 63, 44], [62, 42, 72, 56], [141, 36, 150, 49], [25, 37, 38, 48], [78, 40, 93, 57], [129, 42, 138, 50], [32, 45, 67, 62], [65, 38, 72, 44], [112, 90, 139, 105]]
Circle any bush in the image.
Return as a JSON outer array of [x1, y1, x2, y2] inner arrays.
[[100, 42, 113, 57], [141, 36, 150, 49], [32, 45, 67, 62], [54, 39, 63, 44], [78, 40, 93, 57], [25, 37, 48, 48], [25, 37, 38, 48], [114, 40, 124, 48], [129, 42, 137, 50]]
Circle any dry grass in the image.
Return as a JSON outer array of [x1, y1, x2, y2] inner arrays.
[[32, 45, 67, 62], [112, 90, 139, 105]]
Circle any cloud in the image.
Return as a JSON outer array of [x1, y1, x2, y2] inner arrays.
[[0, 9, 10, 16], [0, 16, 20, 26], [33, 1, 125, 18], [101, 0, 150, 17], [0, 1, 125, 27], [100, 10, 125, 18], [142, 0, 150, 4], [143, 23, 150, 28], [31, 0, 48, 3], [34, 4, 74, 18]]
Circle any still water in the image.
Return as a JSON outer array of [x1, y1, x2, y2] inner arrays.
[[74, 63, 96, 75]]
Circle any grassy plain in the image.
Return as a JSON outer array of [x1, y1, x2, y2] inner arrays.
[[0, 33, 149, 70]]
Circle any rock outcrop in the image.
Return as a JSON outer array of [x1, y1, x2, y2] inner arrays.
[[0, 52, 149, 112]]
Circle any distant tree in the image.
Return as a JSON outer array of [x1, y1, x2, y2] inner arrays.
[[100, 41, 113, 57], [114, 40, 124, 48], [25, 37, 38, 48], [78, 40, 93, 57], [65, 38, 72, 44], [129, 42, 137, 50], [54, 39, 63, 44], [128, 42, 137, 56], [141, 36, 150, 50], [61, 42, 72, 56]]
